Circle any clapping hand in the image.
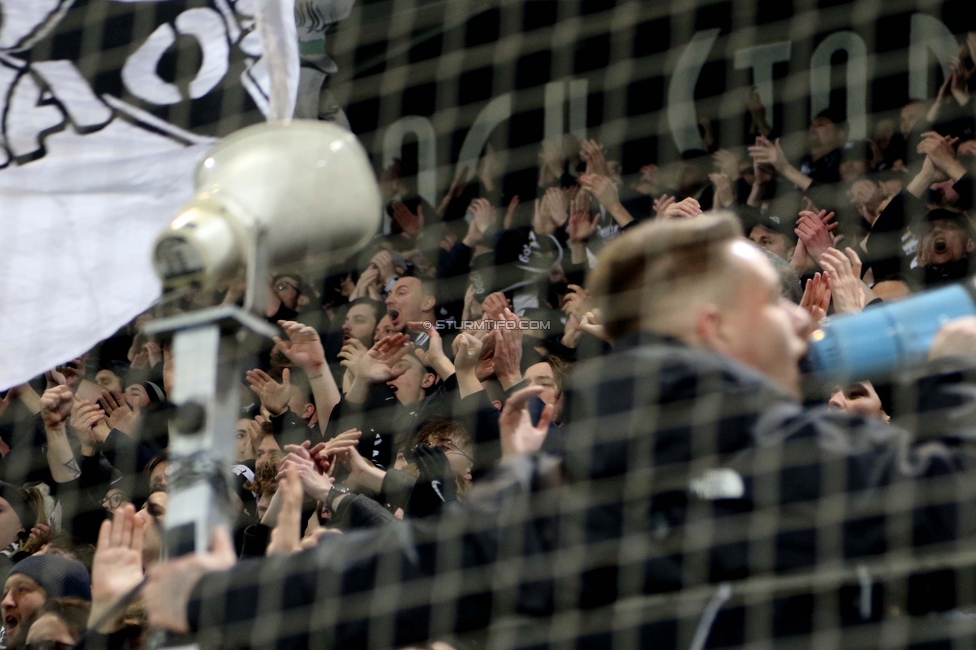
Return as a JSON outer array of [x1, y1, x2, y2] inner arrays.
[[579, 173, 620, 210], [499, 386, 552, 458], [819, 248, 865, 313], [799, 272, 831, 327], [274, 320, 327, 371], [567, 192, 598, 243], [351, 334, 412, 385], [99, 390, 139, 435], [581, 139, 609, 177], [659, 197, 703, 220], [90, 504, 145, 633], [794, 209, 838, 264], [391, 201, 425, 237], [266, 467, 304, 556], [246, 368, 291, 416]]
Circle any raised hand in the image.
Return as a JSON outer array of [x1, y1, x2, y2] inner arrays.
[[274, 320, 327, 371], [918, 131, 965, 181], [463, 198, 497, 247], [709, 173, 734, 209], [819, 248, 865, 314], [391, 201, 424, 237], [279, 444, 335, 502], [653, 194, 676, 218], [474, 330, 498, 382], [470, 197, 497, 234], [371, 250, 397, 284], [246, 368, 292, 416], [90, 504, 145, 632], [794, 210, 838, 264], [45, 367, 68, 389], [481, 291, 510, 322], [266, 467, 304, 556], [800, 272, 831, 327], [712, 149, 741, 179], [69, 399, 109, 448], [561, 284, 591, 320], [40, 385, 73, 429], [452, 333, 484, 374], [660, 197, 703, 220], [748, 136, 787, 173], [350, 266, 381, 301], [499, 386, 552, 458], [579, 309, 607, 341], [408, 321, 454, 380], [788, 238, 814, 276], [493, 309, 523, 390], [338, 338, 368, 379], [567, 191, 598, 243], [579, 173, 620, 210], [336, 442, 385, 493], [581, 139, 609, 177], [544, 187, 570, 227], [461, 284, 481, 322], [144, 341, 162, 368], [352, 334, 412, 385], [312, 429, 363, 471], [99, 390, 139, 435]]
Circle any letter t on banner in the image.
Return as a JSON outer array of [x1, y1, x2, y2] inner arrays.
[[734, 41, 792, 128]]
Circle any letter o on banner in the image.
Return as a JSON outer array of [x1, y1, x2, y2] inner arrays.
[[121, 8, 230, 106], [810, 31, 868, 142]]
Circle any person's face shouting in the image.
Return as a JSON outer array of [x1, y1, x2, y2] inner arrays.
[[2, 574, 45, 642], [920, 220, 973, 266], [385, 278, 433, 331]]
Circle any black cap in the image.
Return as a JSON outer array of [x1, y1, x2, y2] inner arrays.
[[913, 209, 973, 237], [750, 212, 797, 240]]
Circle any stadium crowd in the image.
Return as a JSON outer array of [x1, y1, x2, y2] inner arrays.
[[4, 32, 976, 650]]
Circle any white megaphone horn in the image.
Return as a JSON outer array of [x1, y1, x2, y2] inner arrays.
[[152, 119, 381, 310]]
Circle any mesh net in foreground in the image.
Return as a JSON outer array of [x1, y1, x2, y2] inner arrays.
[[7, 1, 976, 649]]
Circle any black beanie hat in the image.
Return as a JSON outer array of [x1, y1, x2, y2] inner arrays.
[[10, 555, 91, 601], [0, 481, 36, 529], [140, 381, 166, 404]]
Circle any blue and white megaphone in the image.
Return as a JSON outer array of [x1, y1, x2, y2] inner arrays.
[[806, 282, 976, 381]]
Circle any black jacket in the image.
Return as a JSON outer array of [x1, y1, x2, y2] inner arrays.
[[186, 333, 976, 649]]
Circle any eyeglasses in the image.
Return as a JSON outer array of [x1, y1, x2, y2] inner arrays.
[[24, 642, 75, 650], [101, 492, 126, 510], [274, 281, 299, 293], [438, 440, 473, 464]]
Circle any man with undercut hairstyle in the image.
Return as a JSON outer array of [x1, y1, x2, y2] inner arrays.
[[384, 276, 436, 339], [341, 298, 386, 348], [144, 214, 976, 650]]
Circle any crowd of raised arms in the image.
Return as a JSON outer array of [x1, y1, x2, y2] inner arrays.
[[3, 31, 976, 650]]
